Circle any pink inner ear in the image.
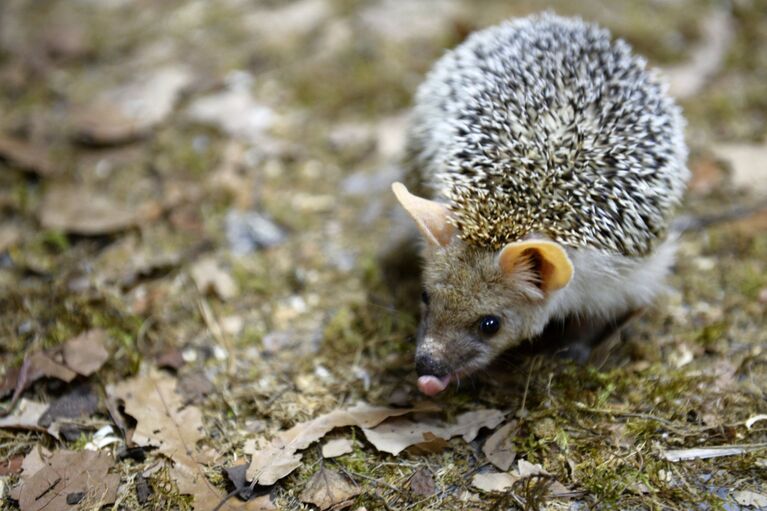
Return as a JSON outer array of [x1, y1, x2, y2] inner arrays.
[[502, 252, 546, 300], [391, 183, 456, 247], [497, 240, 573, 294]]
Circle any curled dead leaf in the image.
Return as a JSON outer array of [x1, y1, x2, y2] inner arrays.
[[409, 468, 435, 496], [246, 401, 440, 484], [2, 351, 78, 413], [0, 135, 57, 176], [471, 471, 518, 492], [186, 76, 275, 145], [110, 367, 256, 510], [361, 409, 504, 456], [62, 329, 109, 376], [732, 490, 767, 508], [299, 466, 360, 510], [39, 185, 152, 235], [322, 438, 354, 458], [72, 66, 193, 145], [483, 420, 518, 471], [14, 449, 119, 511], [471, 461, 573, 499], [191, 257, 239, 300], [0, 399, 48, 433]]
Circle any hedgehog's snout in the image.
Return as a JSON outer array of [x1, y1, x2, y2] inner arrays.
[[415, 353, 449, 377], [416, 355, 452, 396], [415, 350, 454, 396]]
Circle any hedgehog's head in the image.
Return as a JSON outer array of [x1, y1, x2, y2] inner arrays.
[[392, 183, 574, 396]]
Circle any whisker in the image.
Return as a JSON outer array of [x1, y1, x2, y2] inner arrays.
[[364, 299, 405, 314]]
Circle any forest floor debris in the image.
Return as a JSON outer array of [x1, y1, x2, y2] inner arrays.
[[1, 0, 766, 509]]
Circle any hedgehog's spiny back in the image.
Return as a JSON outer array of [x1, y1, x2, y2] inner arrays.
[[406, 13, 688, 256]]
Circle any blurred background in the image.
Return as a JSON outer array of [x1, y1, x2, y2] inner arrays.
[[1, 0, 766, 509]]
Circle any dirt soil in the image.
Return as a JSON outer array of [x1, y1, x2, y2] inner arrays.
[[1, 0, 766, 510]]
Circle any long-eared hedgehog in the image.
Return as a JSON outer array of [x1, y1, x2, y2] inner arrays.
[[391, 13, 689, 396]]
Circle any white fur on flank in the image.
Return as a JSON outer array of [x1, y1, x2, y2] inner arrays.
[[548, 238, 678, 322]]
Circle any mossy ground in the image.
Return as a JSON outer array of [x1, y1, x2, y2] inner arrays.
[[1, 0, 766, 510]]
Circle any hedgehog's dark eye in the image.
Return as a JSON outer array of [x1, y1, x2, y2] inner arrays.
[[479, 315, 501, 337], [421, 291, 430, 305]]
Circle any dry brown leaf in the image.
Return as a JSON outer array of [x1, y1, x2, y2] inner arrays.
[[8, 447, 52, 501], [186, 78, 274, 145], [3, 352, 77, 412], [322, 438, 354, 458], [732, 490, 767, 507], [20, 446, 51, 478], [177, 371, 214, 404], [39, 185, 152, 235], [409, 468, 435, 496], [15, 449, 119, 511], [483, 420, 518, 471], [239, 495, 277, 511], [110, 367, 256, 510], [299, 466, 361, 510], [408, 431, 449, 454], [517, 459, 548, 477], [0, 135, 57, 176], [27, 351, 78, 384], [191, 257, 239, 300], [110, 367, 204, 460], [471, 471, 518, 492], [0, 369, 19, 400], [0, 455, 24, 476], [361, 409, 504, 455], [515, 460, 572, 498], [246, 401, 440, 484], [0, 223, 21, 252], [472, 461, 572, 498], [62, 329, 109, 376], [713, 144, 767, 195], [72, 66, 193, 144], [0, 399, 48, 432]]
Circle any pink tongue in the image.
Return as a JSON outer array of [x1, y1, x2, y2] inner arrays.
[[417, 375, 451, 396]]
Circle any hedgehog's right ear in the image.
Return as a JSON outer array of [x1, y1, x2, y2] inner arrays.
[[391, 182, 456, 247], [497, 240, 573, 296]]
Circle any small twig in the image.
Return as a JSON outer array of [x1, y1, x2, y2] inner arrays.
[[518, 357, 537, 417], [337, 466, 406, 497], [0, 355, 32, 417], [197, 298, 236, 375], [210, 487, 241, 511], [34, 477, 61, 501], [574, 402, 678, 427]]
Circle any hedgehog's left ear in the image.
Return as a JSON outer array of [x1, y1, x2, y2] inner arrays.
[[497, 240, 573, 294], [391, 182, 456, 247]]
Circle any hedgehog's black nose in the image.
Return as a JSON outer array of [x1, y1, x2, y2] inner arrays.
[[415, 355, 449, 377]]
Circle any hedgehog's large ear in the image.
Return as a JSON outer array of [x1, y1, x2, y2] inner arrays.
[[497, 240, 573, 294], [391, 182, 456, 247]]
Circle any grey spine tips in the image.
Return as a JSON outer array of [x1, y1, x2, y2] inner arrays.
[[405, 13, 689, 256]]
